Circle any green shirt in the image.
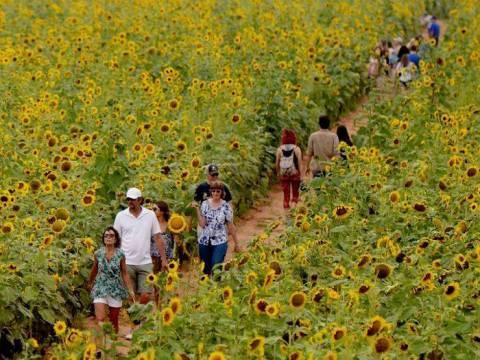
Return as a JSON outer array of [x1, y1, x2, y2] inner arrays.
[[91, 248, 129, 301]]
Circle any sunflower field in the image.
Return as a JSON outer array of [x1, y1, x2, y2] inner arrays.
[[1, 0, 477, 359]]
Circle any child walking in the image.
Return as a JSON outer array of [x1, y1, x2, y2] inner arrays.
[[87, 226, 135, 334]]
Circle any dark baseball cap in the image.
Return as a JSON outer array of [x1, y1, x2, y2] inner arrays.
[[207, 164, 219, 176]]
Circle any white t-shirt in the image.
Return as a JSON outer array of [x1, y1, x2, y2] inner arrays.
[[113, 207, 161, 265]]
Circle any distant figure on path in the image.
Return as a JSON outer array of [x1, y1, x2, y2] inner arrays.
[[275, 129, 302, 209], [305, 115, 339, 177]]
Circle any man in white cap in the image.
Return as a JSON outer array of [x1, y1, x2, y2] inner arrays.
[[113, 187, 168, 304]]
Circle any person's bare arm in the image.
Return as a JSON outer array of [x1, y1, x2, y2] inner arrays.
[[120, 256, 135, 299], [153, 233, 168, 271], [275, 148, 281, 176], [296, 146, 303, 177], [191, 201, 206, 227], [227, 222, 240, 252], [86, 256, 98, 290]]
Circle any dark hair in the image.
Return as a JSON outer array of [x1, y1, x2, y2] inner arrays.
[[154, 200, 171, 221], [102, 226, 121, 248], [336, 125, 353, 146], [397, 45, 410, 59], [410, 45, 418, 52], [319, 115, 330, 129], [210, 181, 225, 199]]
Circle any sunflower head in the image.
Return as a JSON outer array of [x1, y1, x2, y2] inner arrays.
[[289, 291, 307, 309]]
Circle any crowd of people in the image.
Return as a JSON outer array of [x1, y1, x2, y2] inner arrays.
[[368, 15, 442, 88], [87, 165, 240, 340], [86, 14, 442, 342]]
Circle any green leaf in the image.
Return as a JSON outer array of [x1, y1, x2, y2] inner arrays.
[[39, 308, 56, 324]]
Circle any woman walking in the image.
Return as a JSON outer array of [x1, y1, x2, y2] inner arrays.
[[191, 181, 239, 275], [87, 226, 134, 334], [336, 125, 353, 161], [276, 129, 302, 209]]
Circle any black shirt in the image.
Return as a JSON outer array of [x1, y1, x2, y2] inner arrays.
[[194, 182, 232, 203]]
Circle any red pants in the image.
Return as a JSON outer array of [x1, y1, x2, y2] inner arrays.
[[280, 176, 300, 208]]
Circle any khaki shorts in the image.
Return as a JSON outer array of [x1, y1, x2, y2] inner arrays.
[[127, 263, 153, 294]]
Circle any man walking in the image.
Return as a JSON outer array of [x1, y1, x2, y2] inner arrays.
[[114, 187, 168, 304], [194, 164, 232, 204], [305, 115, 339, 178]]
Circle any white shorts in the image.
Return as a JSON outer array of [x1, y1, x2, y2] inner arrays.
[[93, 296, 122, 308]]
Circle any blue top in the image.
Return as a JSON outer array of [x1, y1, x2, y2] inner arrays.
[[91, 248, 129, 301], [408, 53, 421, 67], [198, 200, 233, 246], [428, 22, 440, 37]]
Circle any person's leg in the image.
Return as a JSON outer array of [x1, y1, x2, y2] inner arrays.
[[210, 242, 228, 275], [126, 265, 137, 295], [198, 243, 213, 275], [291, 177, 301, 204], [136, 263, 154, 304], [94, 302, 107, 324], [280, 178, 290, 208], [152, 257, 161, 306], [108, 307, 121, 333]]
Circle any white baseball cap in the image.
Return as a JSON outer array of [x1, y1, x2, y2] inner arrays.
[[126, 187, 142, 199]]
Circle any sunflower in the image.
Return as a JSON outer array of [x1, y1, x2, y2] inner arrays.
[[375, 263, 392, 279], [357, 254, 372, 269], [255, 298, 268, 314], [327, 288, 340, 299], [161, 307, 175, 326], [168, 214, 187, 233], [365, 316, 387, 337], [332, 205, 352, 219], [231, 114, 241, 124], [65, 328, 83, 348], [81, 194, 95, 207], [289, 291, 307, 309], [331, 265, 345, 279], [444, 282, 460, 300], [168, 260, 179, 273], [169, 297, 182, 314], [265, 302, 280, 318], [54, 320, 67, 336], [331, 326, 346, 341], [27, 338, 39, 349], [169, 99, 180, 111], [311, 288, 325, 303], [324, 351, 337, 360], [245, 271, 257, 284], [208, 351, 225, 360], [289, 351, 303, 360], [165, 273, 176, 291], [199, 274, 209, 285], [145, 272, 158, 285], [247, 335, 265, 354], [84, 343, 96, 359], [222, 286, 233, 302], [229, 140, 240, 150], [190, 156, 201, 168], [51, 219, 66, 233], [174, 353, 191, 360], [314, 214, 327, 224], [389, 191, 400, 203], [2, 222, 13, 234], [175, 140, 187, 152], [413, 203, 426, 212]]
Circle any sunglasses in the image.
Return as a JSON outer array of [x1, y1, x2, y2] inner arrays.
[[210, 173, 219, 177], [104, 233, 116, 238], [211, 189, 222, 193], [126, 197, 139, 201]]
